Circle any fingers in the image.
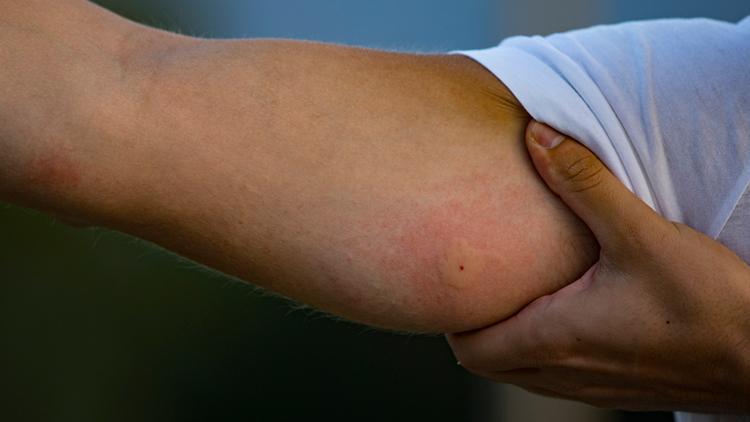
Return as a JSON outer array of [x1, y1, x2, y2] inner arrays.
[[448, 265, 602, 378], [447, 294, 568, 373], [525, 121, 667, 256]]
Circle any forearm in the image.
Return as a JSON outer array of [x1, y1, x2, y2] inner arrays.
[[4, 5, 599, 332], [0, 0, 165, 221], [119, 37, 598, 332]]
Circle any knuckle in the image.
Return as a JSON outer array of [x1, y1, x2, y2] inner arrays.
[[556, 154, 606, 193]]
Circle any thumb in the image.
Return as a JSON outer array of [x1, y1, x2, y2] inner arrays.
[[525, 121, 664, 251]]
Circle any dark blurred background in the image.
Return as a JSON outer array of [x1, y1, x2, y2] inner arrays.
[[1, 1, 747, 421]]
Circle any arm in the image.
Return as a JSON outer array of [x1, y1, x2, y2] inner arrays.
[[448, 123, 750, 412], [1, 0, 598, 332]]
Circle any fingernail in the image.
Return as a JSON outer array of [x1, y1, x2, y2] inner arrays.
[[529, 121, 565, 149]]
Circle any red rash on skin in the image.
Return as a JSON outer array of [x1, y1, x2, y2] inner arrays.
[[385, 196, 500, 284], [26, 146, 81, 191], [367, 169, 551, 328]]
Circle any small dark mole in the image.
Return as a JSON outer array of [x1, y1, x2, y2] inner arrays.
[[575, 337, 581, 342], [459, 265, 464, 271], [666, 320, 670, 325]]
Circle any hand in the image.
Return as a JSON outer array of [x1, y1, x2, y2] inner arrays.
[[447, 121, 750, 412]]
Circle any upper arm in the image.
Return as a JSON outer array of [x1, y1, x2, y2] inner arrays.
[[127, 36, 598, 333]]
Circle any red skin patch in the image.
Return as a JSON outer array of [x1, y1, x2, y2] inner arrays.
[[384, 197, 497, 287], [26, 146, 82, 191], [364, 169, 553, 329]]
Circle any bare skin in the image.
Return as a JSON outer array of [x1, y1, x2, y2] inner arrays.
[[448, 122, 750, 412], [0, 0, 598, 332]]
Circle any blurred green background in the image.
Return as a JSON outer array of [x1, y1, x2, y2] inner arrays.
[[1, 1, 747, 421]]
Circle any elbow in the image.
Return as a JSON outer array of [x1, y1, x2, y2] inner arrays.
[[374, 224, 599, 334], [372, 239, 535, 334]]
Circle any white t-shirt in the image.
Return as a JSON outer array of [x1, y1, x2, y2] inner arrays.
[[456, 16, 750, 422]]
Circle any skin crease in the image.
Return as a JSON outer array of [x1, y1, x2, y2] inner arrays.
[[0, 0, 600, 333]]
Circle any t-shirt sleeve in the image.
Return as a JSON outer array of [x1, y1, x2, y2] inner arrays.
[[454, 17, 750, 239], [454, 17, 750, 421]]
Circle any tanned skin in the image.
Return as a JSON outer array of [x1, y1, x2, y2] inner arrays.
[[0, 0, 598, 332]]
